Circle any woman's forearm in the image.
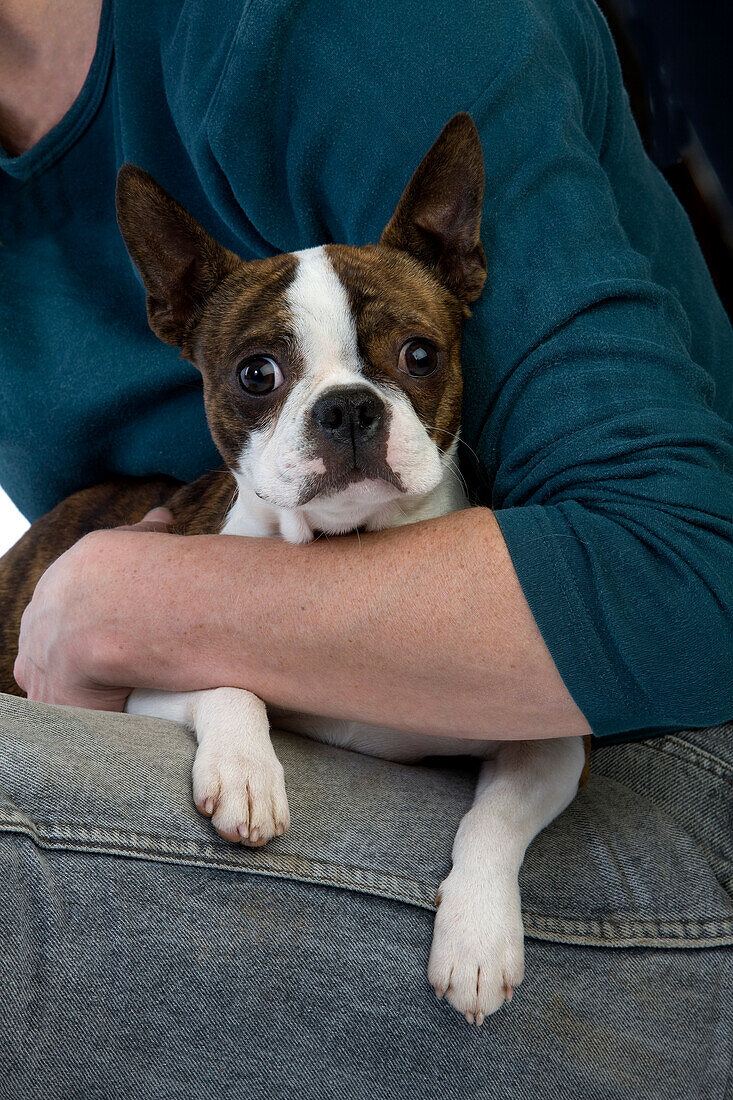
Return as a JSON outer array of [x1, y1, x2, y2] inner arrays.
[[80, 507, 590, 739]]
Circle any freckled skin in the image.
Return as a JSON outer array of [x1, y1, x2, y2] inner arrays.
[[0, 477, 179, 695]]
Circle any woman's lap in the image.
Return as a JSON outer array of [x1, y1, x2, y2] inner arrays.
[[0, 694, 730, 1099]]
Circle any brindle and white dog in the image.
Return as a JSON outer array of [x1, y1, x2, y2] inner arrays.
[[0, 114, 587, 1024]]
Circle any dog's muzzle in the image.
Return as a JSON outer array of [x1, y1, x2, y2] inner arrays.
[[298, 385, 401, 504]]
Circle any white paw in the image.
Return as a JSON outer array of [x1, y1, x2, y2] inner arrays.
[[192, 746, 290, 847], [428, 869, 525, 1025]]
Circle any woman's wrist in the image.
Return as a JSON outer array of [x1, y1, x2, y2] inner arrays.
[[81, 528, 214, 691]]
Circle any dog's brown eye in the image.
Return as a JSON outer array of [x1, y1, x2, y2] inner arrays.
[[399, 339, 438, 378], [238, 356, 284, 395]]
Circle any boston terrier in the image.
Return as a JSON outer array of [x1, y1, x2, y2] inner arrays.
[[0, 114, 588, 1024]]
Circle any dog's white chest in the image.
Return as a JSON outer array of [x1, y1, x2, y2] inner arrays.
[[269, 708, 496, 763]]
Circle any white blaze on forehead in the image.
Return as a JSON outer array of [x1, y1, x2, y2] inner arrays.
[[286, 246, 363, 387]]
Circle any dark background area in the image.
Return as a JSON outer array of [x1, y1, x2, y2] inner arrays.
[[598, 0, 733, 319]]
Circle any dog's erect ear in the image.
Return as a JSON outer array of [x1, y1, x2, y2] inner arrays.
[[116, 164, 239, 348], [380, 113, 486, 308]]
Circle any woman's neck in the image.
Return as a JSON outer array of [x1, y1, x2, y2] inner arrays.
[[0, 0, 102, 156]]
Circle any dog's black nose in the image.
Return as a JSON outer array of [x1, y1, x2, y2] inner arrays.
[[311, 386, 384, 446]]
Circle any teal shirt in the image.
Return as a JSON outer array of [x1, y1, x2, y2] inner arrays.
[[2, 0, 732, 739]]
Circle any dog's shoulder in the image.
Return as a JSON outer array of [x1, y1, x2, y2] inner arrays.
[[166, 468, 237, 535]]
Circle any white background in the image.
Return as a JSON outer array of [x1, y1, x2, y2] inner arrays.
[[0, 487, 29, 555]]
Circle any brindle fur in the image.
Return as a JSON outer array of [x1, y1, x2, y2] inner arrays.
[[325, 243, 466, 450]]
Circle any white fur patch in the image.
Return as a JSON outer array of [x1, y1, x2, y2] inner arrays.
[[234, 246, 375, 519], [428, 737, 585, 1022], [285, 246, 364, 389], [126, 686, 289, 846]]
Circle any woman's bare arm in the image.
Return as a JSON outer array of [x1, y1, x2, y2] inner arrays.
[[15, 508, 591, 740]]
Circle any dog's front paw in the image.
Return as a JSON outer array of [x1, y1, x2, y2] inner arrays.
[[428, 868, 525, 1025], [192, 746, 290, 847]]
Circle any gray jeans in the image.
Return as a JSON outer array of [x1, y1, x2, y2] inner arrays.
[[0, 693, 730, 1100]]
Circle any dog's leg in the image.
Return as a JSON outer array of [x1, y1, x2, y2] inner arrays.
[[428, 735, 585, 1023], [126, 688, 290, 846]]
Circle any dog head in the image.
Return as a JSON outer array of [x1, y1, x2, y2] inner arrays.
[[116, 113, 486, 535]]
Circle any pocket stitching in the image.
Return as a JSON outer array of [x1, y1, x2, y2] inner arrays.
[[2, 814, 732, 949]]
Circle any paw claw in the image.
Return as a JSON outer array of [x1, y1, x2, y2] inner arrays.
[[193, 749, 289, 848], [428, 869, 525, 1024]]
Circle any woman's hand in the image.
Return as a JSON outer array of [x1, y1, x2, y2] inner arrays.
[[14, 508, 173, 711]]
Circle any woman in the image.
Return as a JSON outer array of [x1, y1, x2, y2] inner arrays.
[[0, 1, 731, 1095]]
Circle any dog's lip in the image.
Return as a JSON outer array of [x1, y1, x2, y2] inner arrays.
[[251, 470, 402, 509], [324, 474, 396, 497], [296, 466, 404, 506]]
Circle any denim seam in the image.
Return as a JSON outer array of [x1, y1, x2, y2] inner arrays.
[[655, 736, 733, 781], [2, 814, 732, 949], [0, 808, 430, 896], [0, 812, 431, 899]]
